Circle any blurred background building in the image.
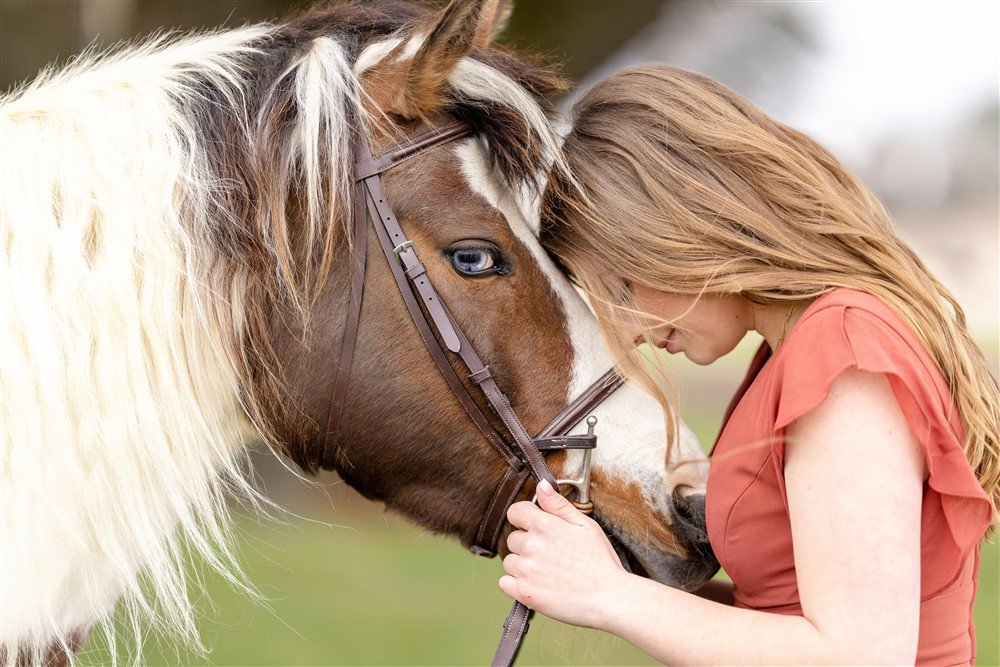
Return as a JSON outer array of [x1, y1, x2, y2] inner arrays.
[[3, 1, 997, 665]]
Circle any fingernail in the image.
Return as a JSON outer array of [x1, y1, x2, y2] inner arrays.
[[538, 479, 556, 496]]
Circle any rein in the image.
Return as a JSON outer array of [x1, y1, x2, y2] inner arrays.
[[320, 116, 625, 666]]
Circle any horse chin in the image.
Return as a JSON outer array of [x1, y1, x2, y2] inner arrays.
[[603, 523, 720, 593]]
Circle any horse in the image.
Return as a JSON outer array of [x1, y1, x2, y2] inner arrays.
[[0, 0, 717, 664]]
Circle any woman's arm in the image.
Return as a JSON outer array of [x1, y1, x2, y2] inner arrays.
[[598, 369, 926, 664], [501, 369, 924, 664]]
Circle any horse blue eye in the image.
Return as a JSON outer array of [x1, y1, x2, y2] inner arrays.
[[451, 248, 496, 276]]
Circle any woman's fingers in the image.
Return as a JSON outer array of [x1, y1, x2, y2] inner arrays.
[[502, 552, 520, 575], [506, 529, 527, 554], [535, 479, 589, 526], [498, 574, 519, 599], [506, 500, 541, 529]]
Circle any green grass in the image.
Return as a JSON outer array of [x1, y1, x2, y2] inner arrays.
[[979, 542, 1000, 665], [75, 514, 1000, 666], [79, 515, 659, 666]]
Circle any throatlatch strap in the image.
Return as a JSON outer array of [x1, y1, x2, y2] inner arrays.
[[321, 170, 368, 470]]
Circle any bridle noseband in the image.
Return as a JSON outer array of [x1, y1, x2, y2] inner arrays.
[[320, 116, 625, 667]]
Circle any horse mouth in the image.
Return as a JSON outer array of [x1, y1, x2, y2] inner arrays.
[[605, 530, 651, 578], [600, 518, 720, 592]]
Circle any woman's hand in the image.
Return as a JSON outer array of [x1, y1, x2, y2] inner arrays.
[[498, 479, 629, 629]]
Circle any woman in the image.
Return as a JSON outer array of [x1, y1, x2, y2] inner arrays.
[[498, 65, 998, 665]]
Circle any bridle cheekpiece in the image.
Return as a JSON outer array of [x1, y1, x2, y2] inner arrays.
[[320, 115, 625, 666]]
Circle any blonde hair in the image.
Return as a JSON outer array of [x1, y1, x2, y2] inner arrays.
[[541, 64, 999, 536]]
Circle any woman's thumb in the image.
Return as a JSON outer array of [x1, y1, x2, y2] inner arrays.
[[536, 479, 587, 525]]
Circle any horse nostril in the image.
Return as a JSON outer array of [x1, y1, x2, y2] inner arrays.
[[670, 490, 711, 549]]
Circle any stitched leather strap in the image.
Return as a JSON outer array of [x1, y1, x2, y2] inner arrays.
[[493, 602, 533, 667], [470, 369, 622, 557], [365, 173, 523, 470], [537, 370, 624, 439], [355, 120, 473, 181], [533, 434, 596, 451], [365, 175, 463, 352], [489, 371, 623, 667], [360, 127, 562, 487], [469, 435, 595, 558], [473, 369, 623, 558], [472, 465, 532, 557], [322, 120, 524, 472], [320, 169, 368, 470]]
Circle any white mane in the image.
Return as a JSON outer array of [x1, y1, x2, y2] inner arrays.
[[0, 17, 563, 666]]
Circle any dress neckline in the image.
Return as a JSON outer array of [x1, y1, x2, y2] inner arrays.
[[709, 288, 850, 455]]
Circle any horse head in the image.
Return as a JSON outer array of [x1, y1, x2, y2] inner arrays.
[[249, 0, 717, 584]]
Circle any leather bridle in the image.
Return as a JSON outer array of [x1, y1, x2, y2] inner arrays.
[[319, 116, 625, 666]]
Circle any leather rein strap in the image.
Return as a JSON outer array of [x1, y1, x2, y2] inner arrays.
[[319, 118, 625, 667]]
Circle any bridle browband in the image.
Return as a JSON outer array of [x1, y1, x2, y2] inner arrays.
[[319, 116, 625, 666]]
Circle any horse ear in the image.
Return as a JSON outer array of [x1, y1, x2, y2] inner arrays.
[[362, 0, 497, 119], [473, 0, 513, 49]]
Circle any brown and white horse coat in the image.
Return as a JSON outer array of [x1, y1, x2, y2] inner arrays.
[[0, 1, 712, 663]]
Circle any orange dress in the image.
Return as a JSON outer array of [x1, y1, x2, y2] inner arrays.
[[706, 287, 992, 665]]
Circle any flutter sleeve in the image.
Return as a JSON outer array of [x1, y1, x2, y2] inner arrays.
[[768, 302, 992, 596]]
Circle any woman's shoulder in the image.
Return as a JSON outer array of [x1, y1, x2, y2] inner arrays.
[[769, 286, 969, 448], [773, 287, 948, 407], [784, 286, 920, 351], [718, 287, 928, 440]]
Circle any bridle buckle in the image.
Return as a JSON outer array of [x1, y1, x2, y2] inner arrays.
[[392, 240, 415, 266]]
